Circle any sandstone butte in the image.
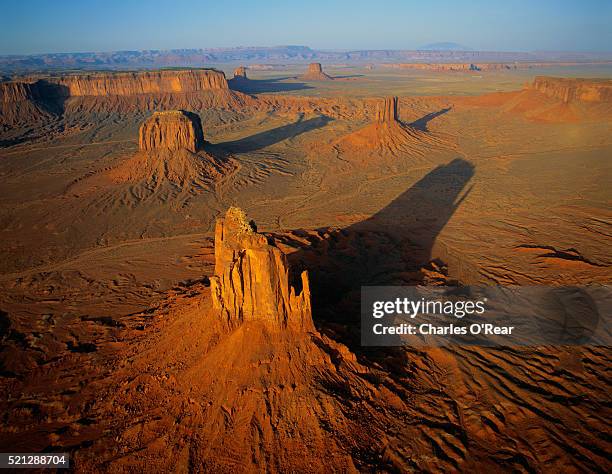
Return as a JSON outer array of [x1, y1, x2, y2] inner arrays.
[[530, 76, 612, 103], [376, 96, 399, 123], [210, 207, 313, 331], [138, 110, 205, 153], [233, 66, 248, 79], [299, 62, 333, 81]]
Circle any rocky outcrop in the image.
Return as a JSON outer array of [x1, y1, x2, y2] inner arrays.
[[376, 96, 398, 123], [300, 63, 333, 81], [0, 81, 41, 103], [46, 69, 228, 97], [530, 76, 612, 103], [138, 110, 204, 153], [0, 80, 63, 128], [210, 207, 313, 331], [233, 66, 248, 79]]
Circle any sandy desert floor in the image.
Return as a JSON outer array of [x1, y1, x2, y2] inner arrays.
[[0, 67, 611, 472]]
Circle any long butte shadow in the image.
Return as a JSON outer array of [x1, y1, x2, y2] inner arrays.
[[286, 158, 475, 352], [215, 115, 333, 153], [409, 107, 452, 132], [333, 74, 365, 79], [229, 77, 314, 94]]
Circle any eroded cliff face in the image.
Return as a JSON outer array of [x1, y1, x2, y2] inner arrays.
[[138, 110, 204, 152], [0, 80, 60, 128], [210, 207, 313, 331], [50, 69, 228, 96], [376, 96, 399, 123], [531, 76, 612, 103], [0, 81, 40, 103]]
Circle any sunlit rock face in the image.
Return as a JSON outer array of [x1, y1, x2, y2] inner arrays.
[[210, 207, 313, 331], [376, 96, 399, 123], [531, 76, 612, 103], [138, 110, 205, 153]]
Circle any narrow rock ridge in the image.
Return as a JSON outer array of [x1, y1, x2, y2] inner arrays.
[[210, 207, 313, 331], [138, 110, 204, 153], [376, 96, 399, 123], [530, 76, 612, 103]]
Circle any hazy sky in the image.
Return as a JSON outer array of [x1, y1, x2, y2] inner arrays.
[[1, 0, 610, 55]]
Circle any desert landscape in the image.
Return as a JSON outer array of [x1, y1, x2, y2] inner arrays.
[[1, 2, 611, 472]]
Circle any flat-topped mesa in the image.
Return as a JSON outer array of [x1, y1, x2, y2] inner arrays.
[[300, 63, 333, 81], [47, 69, 229, 97], [138, 110, 204, 153], [210, 207, 313, 331], [530, 76, 612, 103], [233, 66, 248, 79], [376, 96, 399, 123]]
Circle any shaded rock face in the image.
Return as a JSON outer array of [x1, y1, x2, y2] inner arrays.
[[300, 63, 333, 81], [233, 66, 248, 79], [138, 110, 204, 153], [47, 69, 228, 97], [376, 96, 399, 123], [531, 76, 612, 103], [0, 80, 67, 128], [210, 207, 313, 331]]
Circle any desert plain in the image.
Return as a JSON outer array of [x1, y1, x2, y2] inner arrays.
[[0, 60, 611, 472]]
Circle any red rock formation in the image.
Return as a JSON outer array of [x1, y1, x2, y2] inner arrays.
[[300, 63, 333, 81], [530, 76, 612, 103], [0, 81, 39, 103], [138, 110, 204, 153], [47, 69, 228, 97], [0, 80, 56, 127], [233, 66, 248, 79], [210, 207, 313, 331], [376, 96, 398, 123]]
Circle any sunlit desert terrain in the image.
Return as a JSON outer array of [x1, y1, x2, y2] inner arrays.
[[0, 63, 611, 472]]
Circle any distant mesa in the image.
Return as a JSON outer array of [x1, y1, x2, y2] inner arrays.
[[299, 63, 333, 81], [55, 69, 229, 95], [530, 76, 612, 104], [139, 110, 204, 153], [418, 42, 473, 51], [210, 207, 313, 331], [233, 66, 248, 80]]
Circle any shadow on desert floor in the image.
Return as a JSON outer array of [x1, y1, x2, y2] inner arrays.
[[229, 77, 314, 94], [286, 157, 475, 361], [215, 115, 333, 153], [409, 107, 452, 131]]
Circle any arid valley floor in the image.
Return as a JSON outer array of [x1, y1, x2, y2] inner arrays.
[[0, 64, 611, 472]]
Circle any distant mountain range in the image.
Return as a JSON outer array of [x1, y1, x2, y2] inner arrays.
[[1, 45, 611, 74], [419, 42, 473, 51]]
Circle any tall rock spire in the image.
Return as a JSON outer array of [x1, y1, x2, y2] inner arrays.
[[210, 207, 313, 331], [376, 96, 399, 123]]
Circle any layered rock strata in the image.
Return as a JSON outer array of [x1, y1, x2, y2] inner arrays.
[[138, 110, 204, 153], [210, 207, 313, 331], [51, 69, 228, 96], [530, 76, 612, 103], [376, 96, 399, 123]]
